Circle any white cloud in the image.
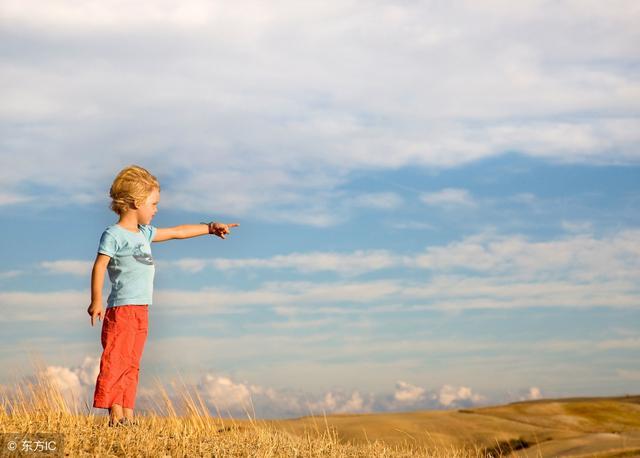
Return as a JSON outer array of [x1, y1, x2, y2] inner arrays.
[[209, 250, 402, 276], [180, 370, 376, 417], [0, 0, 264, 29], [170, 258, 209, 273], [0, 193, 34, 206], [306, 390, 372, 415], [510, 193, 537, 205], [0, 290, 85, 322], [0, 270, 23, 279], [22, 352, 492, 418], [616, 369, 640, 381], [199, 374, 254, 412], [43, 366, 83, 394], [39, 356, 100, 411], [3, 228, 640, 323], [9, 347, 630, 419], [390, 221, 436, 230], [437, 384, 485, 407], [0, 0, 638, 222], [561, 220, 594, 234], [167, 226, 640, 283], [526, 387, 543, 400], [393, 380, 427, 403], [596, 338, 640, 350], [347, 192, 403, 209], [40, 260, 92, 276], [144, 370, 484, 417], [506, 386, 544, 402], [420, 188, 476, 207], [412, 228, 640, 283]]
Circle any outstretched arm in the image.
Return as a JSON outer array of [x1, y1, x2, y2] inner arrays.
[[152, 222, 239, 242]]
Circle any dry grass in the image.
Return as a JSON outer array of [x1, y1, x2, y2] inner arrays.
[[0, 368, 518, 457]]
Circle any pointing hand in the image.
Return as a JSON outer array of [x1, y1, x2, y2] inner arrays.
[[202, 222, 240, 239]]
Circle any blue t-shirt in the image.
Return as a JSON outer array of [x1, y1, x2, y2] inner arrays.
[[97, 223, 157, 308]]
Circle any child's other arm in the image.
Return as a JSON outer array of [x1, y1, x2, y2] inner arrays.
[[153, 223, 239, 242], [90, 254, 109, 303], [87, 253, 110, 326]]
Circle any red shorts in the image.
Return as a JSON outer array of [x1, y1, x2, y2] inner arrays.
[[93, 304, 148, 410]]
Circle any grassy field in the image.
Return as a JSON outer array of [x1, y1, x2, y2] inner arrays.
[[269, 395, 640, 457], [1, 370, 640, 457]]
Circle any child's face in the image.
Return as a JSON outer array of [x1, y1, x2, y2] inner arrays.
[[138, 188, 160, 225]]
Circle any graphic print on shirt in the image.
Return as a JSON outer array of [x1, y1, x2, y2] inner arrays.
[[132, 243, 154, 265]]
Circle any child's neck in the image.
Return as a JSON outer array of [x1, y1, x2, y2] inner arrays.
[[117, 214, 140, 233]]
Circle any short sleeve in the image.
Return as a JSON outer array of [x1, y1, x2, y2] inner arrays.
[[97, 230, 118, 257], [139, 224, 157, 243]]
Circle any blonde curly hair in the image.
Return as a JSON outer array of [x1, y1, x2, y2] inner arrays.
[[109, 165, 160, 216]]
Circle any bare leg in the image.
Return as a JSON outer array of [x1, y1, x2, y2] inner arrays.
[[123, 407, 134, 421], [109, 404, 123, 425]]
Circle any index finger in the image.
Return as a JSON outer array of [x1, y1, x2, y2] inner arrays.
[[227, 223, 240, 227]]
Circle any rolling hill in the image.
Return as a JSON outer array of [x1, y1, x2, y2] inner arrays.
[[269, 394, 640, 457]]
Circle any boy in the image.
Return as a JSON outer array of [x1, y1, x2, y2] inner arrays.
[[87, 164, 238, 426]]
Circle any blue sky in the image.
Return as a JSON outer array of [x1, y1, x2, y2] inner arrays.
[[1, 1, 639, 418]]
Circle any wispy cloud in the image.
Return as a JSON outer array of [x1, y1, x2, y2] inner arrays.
[[561, 220, 594, 234], [390, 221, 436, 230], [0, 270, 23, 280], [346, 192, 403, 209], [616, 369, 640, 381], [0, 193, 33, 206], [3, 229, 639, 321], [173, 250, 404, 276], [40, 260, 92, 276], [420, 188, 476, 208], [596, 338, 640, 350]]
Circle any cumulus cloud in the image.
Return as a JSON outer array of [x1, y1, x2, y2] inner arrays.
[[506, 386, 544, 402], [193, 375, 489, 417], [44, 366, 83, 393], [375, 381, 485, 412], [198, 374, 254, 412], [38, 356, 100, 410], [393, 380, 428, 404], [155, 371, 378, 418], [306, 390, 373, 415], [526, 387, 543, 400], [201, 375, 376, 417], [1, 354, 574, 419], [437, 385, 485, 407], [7, 353, 609, 421]]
